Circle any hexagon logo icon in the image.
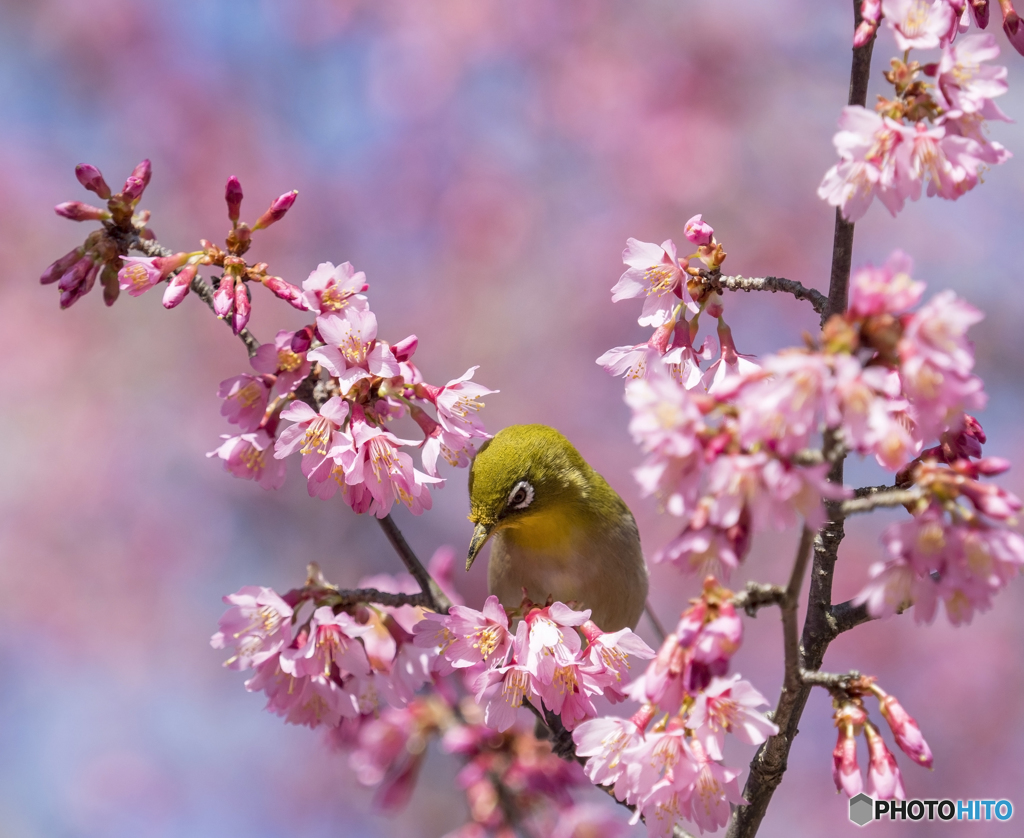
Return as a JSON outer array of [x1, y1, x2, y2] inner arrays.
[[849, 793, 874, 826]]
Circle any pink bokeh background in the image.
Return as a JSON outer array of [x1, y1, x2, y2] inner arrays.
[[2, 1, 1023, 835]]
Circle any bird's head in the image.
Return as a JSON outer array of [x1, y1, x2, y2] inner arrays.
[[466, 424, 593, 571]]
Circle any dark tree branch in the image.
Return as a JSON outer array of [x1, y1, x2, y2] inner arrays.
[[698, 271, 827, 314]]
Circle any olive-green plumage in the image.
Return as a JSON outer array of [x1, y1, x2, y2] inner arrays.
[[466, 424, 648, 631]]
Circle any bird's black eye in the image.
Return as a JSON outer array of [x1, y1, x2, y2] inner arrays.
[[507, 480, 534, 510]]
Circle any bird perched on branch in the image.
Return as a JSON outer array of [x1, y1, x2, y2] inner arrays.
[[466, 424, 648, 631]]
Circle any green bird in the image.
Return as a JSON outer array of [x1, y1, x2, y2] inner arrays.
[[465, 424, 649, 631]]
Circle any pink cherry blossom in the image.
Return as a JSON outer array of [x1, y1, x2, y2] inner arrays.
[[210, 586, 293, 670], [580, 621, 655, 701], [818, 107, 909, 222], [683, 739, 744, 835], [280, 606, 372, 679], [207, 430, 287, 490], [117, 253, 188, 297], [473, 661, 536, 732], [882, 0, 956, 49], [572, 717, 645, 799], [848, 250, 925, 318], [683, 214, 714, 246], [419, 595, 513, 670], [686, 675, 778, 761], [246, 656, 355, 728], [702, 321, 759, 395], [308, 309, 401, 393], [250, 329, 312, 394], [274, 396, 350, 470], [611, 238, 695, 327], [301, 260, 369, 314], [427, 366, 497, 440], [217, 374, 270, 432], [735, 351, 831, 456], [935, 34, 1009, 115], [342, 417, 442, 517]]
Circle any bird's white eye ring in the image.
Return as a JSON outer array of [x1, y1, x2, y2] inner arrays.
[[507, 480, 534, 510]]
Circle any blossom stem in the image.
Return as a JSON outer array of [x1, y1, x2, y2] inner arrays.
[[376, 515, 452, 613], [125, 231, 261, 357]]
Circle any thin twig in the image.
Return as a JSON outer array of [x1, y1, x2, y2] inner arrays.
[[783, 528, 815, 693], [698, 271, 827, 314], [324, 587, 434, 609], [841, 488, 921, 516], [800, 669, 862, 689], [645, 601, 668, 642], [377, 515, 453, 613], [732, 583, 786, 617]]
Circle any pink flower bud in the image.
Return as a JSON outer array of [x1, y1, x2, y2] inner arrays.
[[41, 248, 83, 285], [253, 190, 298, 230], [878, 693, 933, 769], [290, 325, 314, 353], [261, 275, 307, 310], [225, 176, 244, 223], [1003, 5, 1024, 55], [864, 723, 906, 800], [163, 264, 196, 309], [59, 260, 100, 309], [853, 19, 878, 47], [57, 256, 94, 293], [392, 334, 418, 362], [75, 164, 112, 199], [832, 725, 863, 797], [971, 0, 990, 28], [213, 275, 235, 318], [684, 213, 714, 246], [122, 176, 146, 203], [233, 281, 251, 334], [54, 201, 110, 222], [129, 159, 152, 188], [100, 262, 119, 306]]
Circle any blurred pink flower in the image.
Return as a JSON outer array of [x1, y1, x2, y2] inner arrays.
[[207, 430, 286, 490]]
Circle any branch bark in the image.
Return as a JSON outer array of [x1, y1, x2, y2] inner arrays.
[[698, 271, 827, 314]]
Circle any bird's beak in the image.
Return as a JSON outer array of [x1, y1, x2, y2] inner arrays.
[[466, 522, 494, 571]]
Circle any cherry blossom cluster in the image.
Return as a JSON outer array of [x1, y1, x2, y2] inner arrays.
[[214, 556, 627, 837], [211, 575, 435, 727], [573, 579, 777, 837], [829, 677, 934, 801], [212, 272, 496, 516], [42, 163, 497, 520], [598, 213, 730, 390], [821, 2, 1014, 221], [601, 238, 1022, 601], [414, 595, 655, 732]]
